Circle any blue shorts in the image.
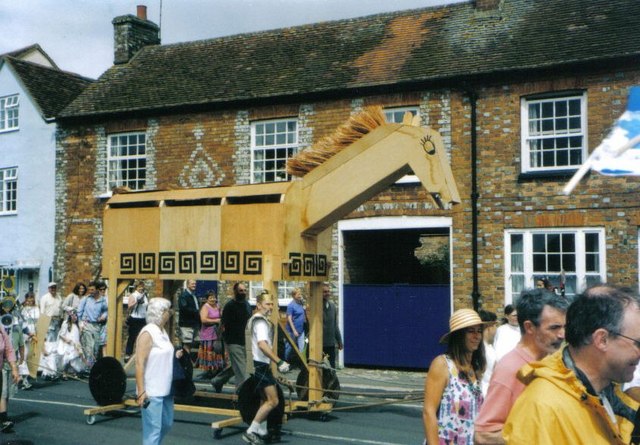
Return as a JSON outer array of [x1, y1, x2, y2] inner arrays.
[[253, 361, 277, 389]]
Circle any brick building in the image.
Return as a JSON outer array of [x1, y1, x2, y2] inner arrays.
[[55, 0, 640, 367]]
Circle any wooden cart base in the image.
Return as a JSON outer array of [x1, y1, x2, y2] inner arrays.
[[83, 390, 334, 439]]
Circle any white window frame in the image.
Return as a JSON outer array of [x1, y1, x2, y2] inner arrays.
[[250, 118, 298, 183], [0, 95, 19, 132], [504, 228, 606, 304], [385, 106, 420, 184], [248, 281, 305, 307], [521, 93, 587, 173], [0, 167, 17, 215], [107, 132, 147, 192]]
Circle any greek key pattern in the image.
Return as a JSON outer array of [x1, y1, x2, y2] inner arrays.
[[120, 250, 261, 276], [288, 253, 328, 277], [120, 251, 328, 277]]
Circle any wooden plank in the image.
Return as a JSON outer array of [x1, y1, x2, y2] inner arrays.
[[31, 314, 51, 378], [103, 207, 160, 279], [307, 282, 323, 405], [83, 403, 127, 416], [107, 182, 290, 204], [211, 416, 244, 429], [278, 319, 307, 368]]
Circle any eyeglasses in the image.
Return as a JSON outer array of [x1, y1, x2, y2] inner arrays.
[[98, 288, 106, 291], [609, 331, 640, 349]]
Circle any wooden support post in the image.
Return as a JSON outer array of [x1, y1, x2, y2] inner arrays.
[[307, 281, 323, 408], [263, 256, 280, 373], [106, 259, 131, 358]]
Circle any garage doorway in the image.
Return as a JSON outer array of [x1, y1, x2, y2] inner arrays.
[[338, 217, 452, 370]]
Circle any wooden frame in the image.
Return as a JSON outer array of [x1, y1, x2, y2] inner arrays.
[[97, 119, 459, 432]]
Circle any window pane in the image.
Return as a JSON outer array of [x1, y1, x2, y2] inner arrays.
[[548, 254, 561, 271], [547, 234, 560, 252], [561, 234, 575, 252], [107, 132, 147, 190], [511, 253, 524, 272], [533, 254, 546, 271], [511, 234, 523, 252], [585, 233, 599, 252], [511, 275, 524, 295], [533, 234, 545, 252], [524, 95, 585, 171], [251, 118, 298, 183], [562, 254, 576, 272]]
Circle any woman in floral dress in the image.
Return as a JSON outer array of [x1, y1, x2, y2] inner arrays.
[[423, 309, 487, 444], [196, 291, 225, 378]]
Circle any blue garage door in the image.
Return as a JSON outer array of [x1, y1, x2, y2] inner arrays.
[[343, 284, 449, 369]]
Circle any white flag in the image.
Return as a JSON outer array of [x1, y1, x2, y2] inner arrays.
[[563, 86, 640, 194], [590, 86, 640, 175]]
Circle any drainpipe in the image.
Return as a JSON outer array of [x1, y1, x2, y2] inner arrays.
[[467, 89, 481, 311]]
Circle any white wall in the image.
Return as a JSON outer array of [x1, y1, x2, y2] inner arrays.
[[0, 65, 56, 299]]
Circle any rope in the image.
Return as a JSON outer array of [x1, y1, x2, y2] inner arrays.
[[278, 377, 422, 399]]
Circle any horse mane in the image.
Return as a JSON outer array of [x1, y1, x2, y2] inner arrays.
[[287, 106, 387, 177]]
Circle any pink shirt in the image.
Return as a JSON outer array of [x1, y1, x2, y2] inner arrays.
[[474, 345, 534, 432], [0, 328, 16, 367]]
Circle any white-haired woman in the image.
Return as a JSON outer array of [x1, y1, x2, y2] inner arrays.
[[135, 297, 181, 445]]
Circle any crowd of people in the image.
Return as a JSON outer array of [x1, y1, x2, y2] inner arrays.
[[0, 280, 109, 433], [131, 280, 342, 445], [423, 283, 640, 445]]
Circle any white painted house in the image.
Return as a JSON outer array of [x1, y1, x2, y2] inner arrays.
[[0, 45, 91, 300]]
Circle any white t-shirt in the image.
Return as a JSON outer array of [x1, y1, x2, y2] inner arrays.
[[140, 323, 174, 397], [494, 323, 521, 362], [129, 291, 147, 320], [251, 318, 271, 364], [40, 292, 63, 318], [481, 341, 497, 397]]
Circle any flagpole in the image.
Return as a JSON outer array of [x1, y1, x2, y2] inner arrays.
[[562, 155, 596, 195]]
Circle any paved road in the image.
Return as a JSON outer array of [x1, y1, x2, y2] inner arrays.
[[2, 370, 425, 445]]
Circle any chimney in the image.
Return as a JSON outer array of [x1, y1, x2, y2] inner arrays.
[[112, 4, 160, 65], [475, 0, 501, 11], [137, 5, 147, 20]]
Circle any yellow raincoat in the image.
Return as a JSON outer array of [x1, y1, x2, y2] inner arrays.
[[503, 346, 640, 445]]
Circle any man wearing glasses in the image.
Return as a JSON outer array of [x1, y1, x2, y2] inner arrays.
[[77, 281, 108, 367], [504, 284, 640, 445]]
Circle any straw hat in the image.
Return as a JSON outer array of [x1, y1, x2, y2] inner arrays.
[[439, 308, 487, 344]]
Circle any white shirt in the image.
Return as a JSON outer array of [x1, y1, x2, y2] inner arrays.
[[141, 323, 174, 397], [40, 292, 63, 318], [481, 341, 497, 397], [129, 291, 148, 320], [494, 323, 521, 361], [251, 318, 271, 364]]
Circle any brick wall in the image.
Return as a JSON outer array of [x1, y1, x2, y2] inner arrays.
[[56, 67, 640, 313]]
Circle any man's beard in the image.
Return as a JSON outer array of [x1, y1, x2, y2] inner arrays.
[[236, 293, 246, 301]]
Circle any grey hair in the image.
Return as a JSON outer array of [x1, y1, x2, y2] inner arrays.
[[146, 297, 171, 325]]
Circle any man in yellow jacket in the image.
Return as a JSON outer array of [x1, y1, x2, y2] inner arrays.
[[503, 284, 640, 445]]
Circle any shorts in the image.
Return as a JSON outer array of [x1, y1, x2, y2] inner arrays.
[[253, 361, 277, 389], [1, 367, 16, 399], [179, 326, 198, 345]]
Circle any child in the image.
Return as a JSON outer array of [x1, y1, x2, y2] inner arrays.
[[57, 310, 86, 378], [19, 292, 39, 389], [39, 328, 60, 381]]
